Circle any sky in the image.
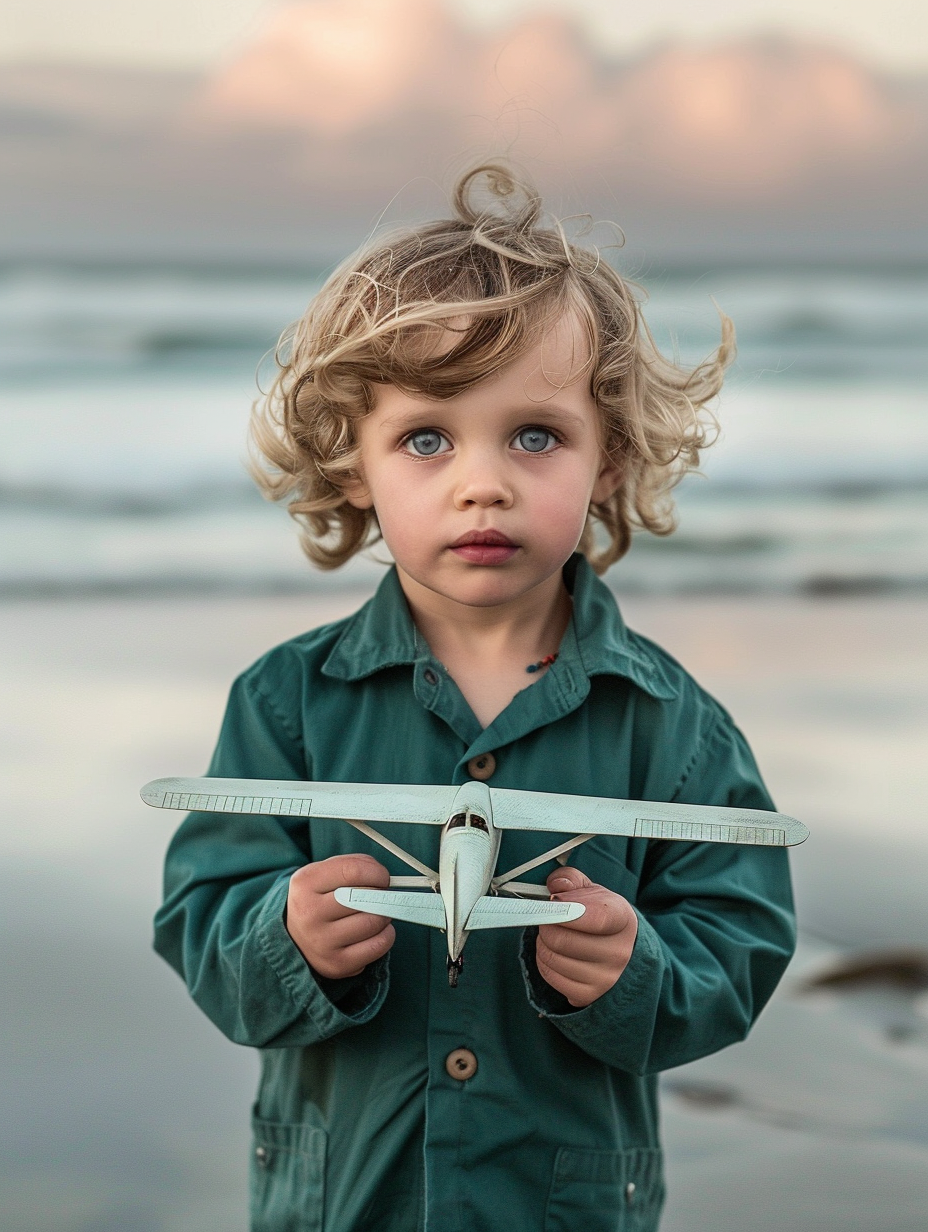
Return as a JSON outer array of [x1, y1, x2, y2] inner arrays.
[[1, 0, 927, 74]]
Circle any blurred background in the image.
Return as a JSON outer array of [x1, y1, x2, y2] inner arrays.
[[2, 2, 928, 1230]]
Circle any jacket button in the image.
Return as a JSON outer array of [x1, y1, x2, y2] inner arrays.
[[625, 1182, 636, 1205], [255, 1146, 269, 1168], [466, 752, 496, 781], [445, 1047, 478, 1080]]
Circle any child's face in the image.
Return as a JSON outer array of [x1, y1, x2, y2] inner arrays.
[[346, 313, 622, 612]]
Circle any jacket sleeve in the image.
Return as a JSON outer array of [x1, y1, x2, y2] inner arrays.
[[520, 712, 796, 1073], [152, 668, 389, 1048]]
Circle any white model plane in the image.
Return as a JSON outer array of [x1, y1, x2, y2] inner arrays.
[[142, 776, 807, 985]]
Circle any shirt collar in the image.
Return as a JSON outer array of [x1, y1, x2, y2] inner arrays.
[[322, 565, 420, 680], [564, 555, 677, 699], [321, 554, 677, 701]]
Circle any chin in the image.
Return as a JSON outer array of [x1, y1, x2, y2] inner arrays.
[[455, 586, 522, 608], [445, 572, 546, 608]]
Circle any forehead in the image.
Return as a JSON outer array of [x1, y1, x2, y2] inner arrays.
[[516, 311, 593, 383], [374, 311, 596, 418]]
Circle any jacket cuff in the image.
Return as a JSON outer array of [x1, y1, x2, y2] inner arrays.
[[520, 909, 666, 1072], [312, 965, 390, 1017], [255, 876, 389, 1042]]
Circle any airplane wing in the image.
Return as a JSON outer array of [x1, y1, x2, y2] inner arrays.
[[465, 896, 585, 929], [141, 777, 458, 825], [140, 777, 808, 845], [488, 788, 808, 847], [334, 887, 446, 928]]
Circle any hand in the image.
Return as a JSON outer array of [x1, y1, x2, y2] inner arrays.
[[286, 854, 396, 980], [536, 866, 638, 1008]]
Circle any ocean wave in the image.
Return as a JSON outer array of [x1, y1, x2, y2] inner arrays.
[[2, 261, 927, 598], [0, 574, 362, 600], [3, 473, 927, 516], [0, 479, 263, 516], [2, 494, 927, 598], [2, 262, 928, 382], [1, 567, 924, 601]]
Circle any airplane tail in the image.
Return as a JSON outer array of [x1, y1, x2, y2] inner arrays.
[[465, 897, 584, 930]]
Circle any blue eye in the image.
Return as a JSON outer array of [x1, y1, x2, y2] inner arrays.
[[405, 429, 448, 456], [515, 427, 555, 453]]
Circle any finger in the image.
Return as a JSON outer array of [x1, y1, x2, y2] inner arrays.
[[311, 889, 374, 924], [535, 947, 596, 1006], [333, 923, 396, 975], [546, 866, 592, 895], [300, 854, 391, 896], [537, 922, 611, 961], [293, 885, 361, 926], [325, 908, 393, 947], [536, 937, 604, 983], [548, 891, 634, 937]]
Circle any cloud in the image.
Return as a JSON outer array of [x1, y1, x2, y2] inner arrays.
[[1, 0, 926, 262]]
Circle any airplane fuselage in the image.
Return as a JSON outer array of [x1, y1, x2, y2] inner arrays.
[[438, 781, 500, 962]]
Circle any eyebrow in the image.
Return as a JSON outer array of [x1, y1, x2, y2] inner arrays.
[[522, 405, 589, 427], [379, 404, 591, 431]]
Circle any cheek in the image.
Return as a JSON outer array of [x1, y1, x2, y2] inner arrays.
[[531, 465, 597, 533], [368, 472, 438, 554]]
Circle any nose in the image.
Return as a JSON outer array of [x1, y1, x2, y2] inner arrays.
[[452, 447, 513, 510]]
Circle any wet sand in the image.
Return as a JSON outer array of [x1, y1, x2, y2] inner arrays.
[[2, 592, 927, 1231]]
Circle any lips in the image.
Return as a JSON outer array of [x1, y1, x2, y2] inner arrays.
[[449, 529, 519, 565], [449, 530, 517, 549]]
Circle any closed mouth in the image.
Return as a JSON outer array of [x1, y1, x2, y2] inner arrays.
[[449, 530, 518, 549]]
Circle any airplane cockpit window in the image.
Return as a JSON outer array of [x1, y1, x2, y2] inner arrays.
[[448, 813, 468, 829], [470, 816, 489, 832]]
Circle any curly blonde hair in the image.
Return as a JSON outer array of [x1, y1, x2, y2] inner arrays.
[[250, 163, 734, 573]]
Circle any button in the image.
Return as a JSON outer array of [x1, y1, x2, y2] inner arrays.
[[466, 752, 496, 781], [255, 1146, 269, 1168], [625, 1182, 636, 1205], [423, 668, 439, 686], [445, 1047, 478, 1080]]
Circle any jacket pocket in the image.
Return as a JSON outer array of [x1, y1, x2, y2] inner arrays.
[[545, 1147, 664, 1232], [250, 1111, 326, 1232]]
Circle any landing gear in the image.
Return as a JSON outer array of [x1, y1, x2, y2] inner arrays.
[[447, 956, 464, 988]]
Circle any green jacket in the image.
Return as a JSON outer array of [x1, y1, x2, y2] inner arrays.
[[154, 556, 795, 1232]]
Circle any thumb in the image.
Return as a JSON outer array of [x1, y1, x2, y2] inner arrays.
[[547, 866, 592, 896]]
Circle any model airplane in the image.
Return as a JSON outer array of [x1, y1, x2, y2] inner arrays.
[[142, 776, 807, 985]]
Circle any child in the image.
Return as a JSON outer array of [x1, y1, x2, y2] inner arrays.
[[154, 164, 795, 1232]]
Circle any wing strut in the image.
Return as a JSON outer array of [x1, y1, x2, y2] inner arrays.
[[341, 818, 439, 883], [491, 833, 596, 890]]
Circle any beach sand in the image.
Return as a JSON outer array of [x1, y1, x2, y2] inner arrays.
[[2, 591, 927, 1231]]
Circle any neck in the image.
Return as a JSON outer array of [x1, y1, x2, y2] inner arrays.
[[398, 570, 572, 727]]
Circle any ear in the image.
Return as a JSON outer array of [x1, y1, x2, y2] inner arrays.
[[343, 471, 374, 510], [591, 456, 623, 504]]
